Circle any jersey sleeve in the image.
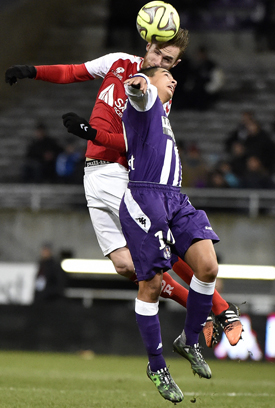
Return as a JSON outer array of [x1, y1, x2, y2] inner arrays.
[[84, 52, 134, 79], [94, 129, 126, 153], [35, 64, 93, 83], [125, 74, 158, 112], [35, 52, 133, 83]]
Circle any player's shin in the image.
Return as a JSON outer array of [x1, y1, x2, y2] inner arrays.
[[135, 298, 166, 372], [184, 276, 215, 346]]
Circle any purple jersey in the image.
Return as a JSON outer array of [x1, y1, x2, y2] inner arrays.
[[120, 74, 219, 281], [123, 76, 182, 187]]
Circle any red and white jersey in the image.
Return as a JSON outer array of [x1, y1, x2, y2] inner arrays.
[[85, 53, 143, 166], [35, 52, 172, 168]]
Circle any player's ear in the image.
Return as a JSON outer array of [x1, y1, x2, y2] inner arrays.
[[172, 59, 181, 68], [146, 43, 152, 51]]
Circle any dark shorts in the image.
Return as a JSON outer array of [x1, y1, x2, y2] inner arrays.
[[119, 183, 220, 281]]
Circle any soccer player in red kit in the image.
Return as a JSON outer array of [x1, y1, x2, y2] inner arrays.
[[5, 29, 242, 353]]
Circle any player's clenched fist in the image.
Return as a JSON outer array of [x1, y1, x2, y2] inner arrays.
[[62, 112, 97, 141], [5, 65, 37, 85]]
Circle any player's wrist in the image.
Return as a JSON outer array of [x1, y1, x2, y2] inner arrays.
[[86, 126, 97, 141], [28, 66, 37, 79]]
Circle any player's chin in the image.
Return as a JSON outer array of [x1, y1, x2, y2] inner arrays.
[[167, 89, 173, 99]]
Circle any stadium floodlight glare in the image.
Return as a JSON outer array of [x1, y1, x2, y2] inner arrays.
[[61, 259, 117, 274], [218, 264, 275, 280], [61, 259, 275, 280]]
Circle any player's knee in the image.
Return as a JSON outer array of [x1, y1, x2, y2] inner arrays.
[[109, 249, 135, 278], [114, 261, 135, 277], [202, 262, 218, 282], [139, 284, 160, 303]]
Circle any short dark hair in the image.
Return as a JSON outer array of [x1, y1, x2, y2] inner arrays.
[[152, 28, 189, 58], [139, 66, 161, 78]]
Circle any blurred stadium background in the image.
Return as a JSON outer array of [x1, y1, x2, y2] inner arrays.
[[0, 0, 275, 365]]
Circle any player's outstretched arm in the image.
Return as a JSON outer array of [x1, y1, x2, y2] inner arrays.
[[6, 64, 94, 85], [5, 65, 37, 85]]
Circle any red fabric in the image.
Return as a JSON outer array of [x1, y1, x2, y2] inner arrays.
[[211, 290, 229, 315], [161, 272, 188, 308], [95, 130, 125, 153], [35, 64, 93, 83], [172, 257, 193, 285], [85, 57, 142, 167]]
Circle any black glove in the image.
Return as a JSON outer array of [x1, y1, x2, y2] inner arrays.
[[62, 112, 97, 141], [5, 65, 37, 85]]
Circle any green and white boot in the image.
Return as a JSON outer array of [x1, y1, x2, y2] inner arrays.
[[146, 363, 183, 404], [173, 330, 212, 379]]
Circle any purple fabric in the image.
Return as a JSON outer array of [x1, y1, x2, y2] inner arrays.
[[123, 97, 182, 187], [119, 183, 219, 281], [184, 287, 213, 345], [135, 312, 166, 372]]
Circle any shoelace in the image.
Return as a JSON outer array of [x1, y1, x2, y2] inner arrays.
[[193, 344, 205, 363], [224, 310, 239, 323], [157, 367, 173, 385]]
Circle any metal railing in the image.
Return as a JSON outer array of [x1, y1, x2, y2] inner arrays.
[[0, 184, 274, 217], [64, 287, 275, 313]]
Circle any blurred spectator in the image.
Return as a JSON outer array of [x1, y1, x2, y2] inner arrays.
[[173, 45, 225, 111], [225, 110, 256, 154], [207, 169, 230, 188], [244, 119, 275, 175], [22, 122, 63, 183], [250, 0, 275, 52], [181, 142, 209, 187], [56, 140, 84, 184], [228, 141, 247, 179], [24, 243, 68, 350], [34, 243, 66, 303], [206, 159, 241, 189], [242, 155, 275, 189], [225, 113, 275, 175], [216, 160, 241, 188]]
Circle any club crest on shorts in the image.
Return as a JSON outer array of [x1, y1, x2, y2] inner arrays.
[[163, 245, 171, 259]]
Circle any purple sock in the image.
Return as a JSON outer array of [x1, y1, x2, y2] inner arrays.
[[185, 284, 214, 346], [135, 312, 166, 372]]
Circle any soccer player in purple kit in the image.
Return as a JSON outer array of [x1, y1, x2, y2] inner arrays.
[[119, 66, 220, 402], [6, 29, 243, 351]]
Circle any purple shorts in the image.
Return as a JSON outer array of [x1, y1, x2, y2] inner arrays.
[[119, 182, 219, 281]]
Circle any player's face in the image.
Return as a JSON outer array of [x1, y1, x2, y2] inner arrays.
[[143, 43, 181, 70], [150, 69, 177, 103]]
